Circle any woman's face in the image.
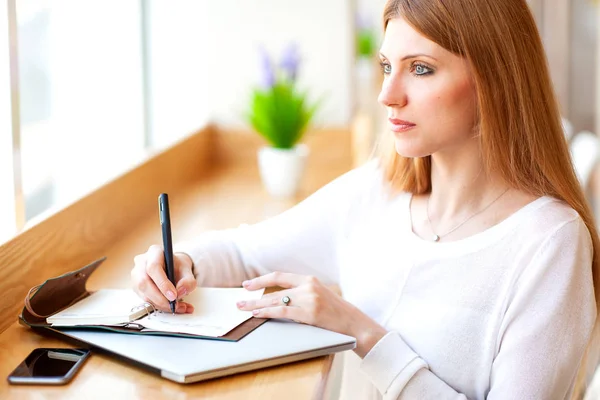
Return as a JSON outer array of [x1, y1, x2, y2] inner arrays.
[[378, 18, 478, 158]]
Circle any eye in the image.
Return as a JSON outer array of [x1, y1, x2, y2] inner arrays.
[[379, 62, 392, 75], [412, 63, 434, 76]]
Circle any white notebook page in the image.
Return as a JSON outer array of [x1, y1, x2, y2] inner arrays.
[[137, 287, 265, 337], [47, 289, 146, 325]]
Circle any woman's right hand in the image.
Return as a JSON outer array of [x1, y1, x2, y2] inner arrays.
[[131, 244, 197, 313]]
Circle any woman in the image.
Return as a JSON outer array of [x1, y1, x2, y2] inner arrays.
[[131, 0, 600, 398]]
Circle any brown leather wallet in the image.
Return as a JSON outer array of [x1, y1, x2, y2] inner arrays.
[[20, 257, 267, 341]]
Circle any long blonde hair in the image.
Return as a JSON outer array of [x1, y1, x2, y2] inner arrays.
[[380, 0, 600, 397]]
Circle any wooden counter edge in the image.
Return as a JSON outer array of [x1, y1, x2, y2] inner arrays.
[[313, 354, 336, 400]]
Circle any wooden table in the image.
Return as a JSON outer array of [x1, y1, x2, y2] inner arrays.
[[0, 163, 349, 400]]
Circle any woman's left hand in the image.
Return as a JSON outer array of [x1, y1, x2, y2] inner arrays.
[[237, 272, 388, 357]]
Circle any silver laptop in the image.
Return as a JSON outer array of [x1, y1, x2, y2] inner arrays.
[[52, 319, 356, 383]]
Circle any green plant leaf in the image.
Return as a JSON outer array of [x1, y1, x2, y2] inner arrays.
[[246, 76, 321, 149], [356, 29, 376, 58]]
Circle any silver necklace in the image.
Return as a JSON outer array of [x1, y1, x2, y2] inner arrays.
[[426, 188, 510, 242]]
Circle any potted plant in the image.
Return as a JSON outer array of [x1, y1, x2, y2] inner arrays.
[[356, 15, 377, 61], [247, 44, 319, 198]]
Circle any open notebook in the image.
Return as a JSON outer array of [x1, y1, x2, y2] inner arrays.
[[20, 258, 270, 342], [46, 287, 265, 338]]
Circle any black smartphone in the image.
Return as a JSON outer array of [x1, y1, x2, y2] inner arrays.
[[7, 348, 91, 385]]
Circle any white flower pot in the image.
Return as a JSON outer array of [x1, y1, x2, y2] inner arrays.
[[258, 144, 309, 198]]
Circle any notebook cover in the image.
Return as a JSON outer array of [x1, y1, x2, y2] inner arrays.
[[19, 257, 267, 342]]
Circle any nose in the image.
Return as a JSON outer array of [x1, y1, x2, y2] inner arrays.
[[378, 74, 407, 108]]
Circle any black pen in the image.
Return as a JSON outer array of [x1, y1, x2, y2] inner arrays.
[[158, 193, 177, 314]]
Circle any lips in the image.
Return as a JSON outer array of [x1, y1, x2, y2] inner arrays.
[[388, 118, 416, 133]]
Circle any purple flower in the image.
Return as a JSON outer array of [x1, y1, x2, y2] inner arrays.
[[355, 11, 372, 32], [280, 43, 300, 82], [258, 46, 275, 89]]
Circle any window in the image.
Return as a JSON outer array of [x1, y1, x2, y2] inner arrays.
[[0, 0, 18, 242], [17, 0, 146, 223], [2, 0, 215, 242]]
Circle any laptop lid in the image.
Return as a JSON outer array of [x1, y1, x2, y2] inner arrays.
[[53, 319, 356, 383]]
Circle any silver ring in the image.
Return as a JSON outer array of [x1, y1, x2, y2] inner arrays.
[[131, 301, 157, 319], [281, 295, 291, 306]]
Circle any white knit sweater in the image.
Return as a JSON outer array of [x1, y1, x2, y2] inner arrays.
[[175, 162, 596, 399]]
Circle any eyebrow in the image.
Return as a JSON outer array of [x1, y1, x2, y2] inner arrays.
[[379, 52, 438, 62]]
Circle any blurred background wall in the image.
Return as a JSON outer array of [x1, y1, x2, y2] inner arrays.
[[148, 0, 354, 140], [570, 0, 597, 133]]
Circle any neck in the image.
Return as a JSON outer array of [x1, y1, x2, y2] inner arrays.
[[427, 149, 506, 222]]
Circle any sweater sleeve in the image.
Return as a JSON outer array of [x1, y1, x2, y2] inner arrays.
[[174, 162, 379, 287], [359, 217, 596, 399]]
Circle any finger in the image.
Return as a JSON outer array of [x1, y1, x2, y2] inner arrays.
[[132, 253, 146, 271], [242, 272, 305, 291], [180, 302, 195, 314], [133, 268, 192, 314], [131, 252, 171, 311], [174, 301, 194, 314], [132, 267, 172, 311], [251, 305, 303, 322], [131, 253, 147, 283], [152, 298, 193, 314], [174, 253, 196, 299], [237, 289, 294, 311], [145, 244, 177, 302], [132, 251, 192, 314]]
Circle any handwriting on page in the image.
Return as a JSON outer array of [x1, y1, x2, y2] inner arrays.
[[152, 313, 224, 328], [137, 287, 265, 337]]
